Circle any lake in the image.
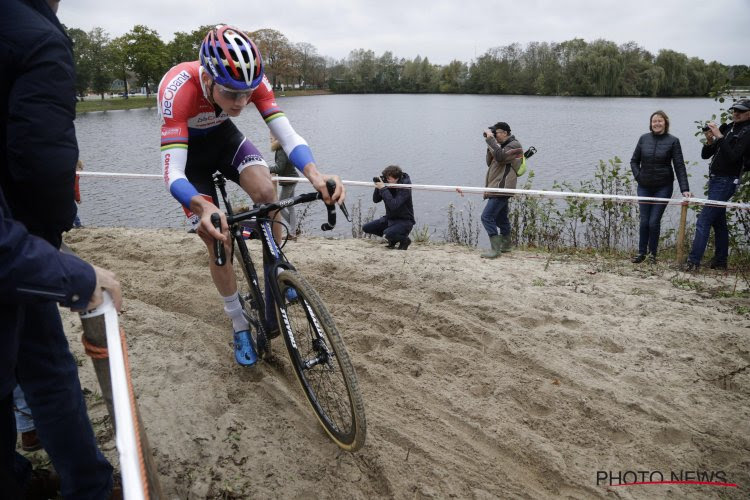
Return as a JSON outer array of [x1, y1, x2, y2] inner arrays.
[[75, 94, 721, 242]]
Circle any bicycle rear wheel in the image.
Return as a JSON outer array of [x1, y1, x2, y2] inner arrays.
[[274, 270, 366, 451], [233, 229, 269, 357]]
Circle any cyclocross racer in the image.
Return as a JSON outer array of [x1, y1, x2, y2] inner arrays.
[[158, 24, 344, 366]]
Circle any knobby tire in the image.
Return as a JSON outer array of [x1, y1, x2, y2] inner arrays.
[[274, 270, 366, 451]]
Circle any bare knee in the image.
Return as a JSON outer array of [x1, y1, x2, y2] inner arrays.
[[252, 183, 277, 203]]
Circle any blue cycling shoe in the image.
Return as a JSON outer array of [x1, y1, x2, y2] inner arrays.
[[233, 330, 258, 366]]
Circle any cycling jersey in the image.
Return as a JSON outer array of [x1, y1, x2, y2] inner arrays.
[[157, 61, 315, 208]]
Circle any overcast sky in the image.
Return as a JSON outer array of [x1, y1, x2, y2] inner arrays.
[[59, 0, 750, 66]]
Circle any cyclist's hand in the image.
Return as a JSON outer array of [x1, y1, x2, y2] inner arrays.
[[196, 208, 227, 244], [314, 174, 345, 205], [81, 265, 122, 313]]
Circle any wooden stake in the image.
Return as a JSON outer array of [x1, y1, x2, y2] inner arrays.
[[676, 202, 689, 265]]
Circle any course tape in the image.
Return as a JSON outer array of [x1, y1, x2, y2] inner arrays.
[[78, 172, 750, 211]]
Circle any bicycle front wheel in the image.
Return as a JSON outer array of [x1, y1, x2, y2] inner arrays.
[[275, 270, 366, 451]]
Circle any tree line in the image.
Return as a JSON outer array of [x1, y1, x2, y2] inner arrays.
[[67, 25, 330, 99], [67, 24, 749, 99]]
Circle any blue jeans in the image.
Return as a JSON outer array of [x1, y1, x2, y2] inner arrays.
[[4, 301, 113, 498], [12, 385, 34, 433], [363, 216, 414, 243], [688, 176, 738, 265], [636, 184, 673, 255], [481, 197, 510, 237]]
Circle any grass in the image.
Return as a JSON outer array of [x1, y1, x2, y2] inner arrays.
[[76, 96, 157, 113], [75, 89, 331, 114], [276, 89, 332, 97]]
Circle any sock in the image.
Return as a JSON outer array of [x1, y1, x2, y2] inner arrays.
[[223, 292, 249, 333]]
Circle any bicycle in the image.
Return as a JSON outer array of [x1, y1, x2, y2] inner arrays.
[[210, 172, 366, 451]]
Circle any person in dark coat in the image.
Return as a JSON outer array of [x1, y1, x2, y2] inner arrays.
[[1, 0, 121, 497], [629, 110, 691, 263], [363, 165, 415, 250], [686, 98, 750, 271]]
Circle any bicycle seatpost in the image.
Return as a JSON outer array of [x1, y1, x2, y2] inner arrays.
[[321, 180, 337, 231], [210, 212, 226, 266]]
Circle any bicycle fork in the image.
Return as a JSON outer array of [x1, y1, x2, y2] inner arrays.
[[259, 221, 335, 370]]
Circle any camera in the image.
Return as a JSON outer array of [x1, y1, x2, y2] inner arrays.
[[373, 175, 386, 184], [523, 146, 537, 159], [701, 125, 711, 132]]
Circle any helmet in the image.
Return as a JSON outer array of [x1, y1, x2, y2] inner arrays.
[[199, 25, 264, 91]]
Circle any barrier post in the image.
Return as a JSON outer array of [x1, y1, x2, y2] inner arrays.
[[80, 294, 163, 499], [676, 202, 689, 265], [80, 310, 115, 422]]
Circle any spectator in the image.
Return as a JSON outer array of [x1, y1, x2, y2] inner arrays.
[[686, 98, 750, 271], [630, 110, 691, 264], [269, 133, 299, 238], [13, 386, 41, 452], [363, 165, 415, 250], [480, 122, 523, 259], [73, 160, 83, 228], [1, 0, 122, 497]]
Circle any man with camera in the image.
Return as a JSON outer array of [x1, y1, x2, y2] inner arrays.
[[685, 98, 750, 271], [480, 122, 523, 259], [363, 165, 415, 250]]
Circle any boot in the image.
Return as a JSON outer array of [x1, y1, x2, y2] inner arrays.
[[385, 237, 397, 249], [481, 235, 502, 259], [397, 237, 411, 250], [499, 233, 512, 253]]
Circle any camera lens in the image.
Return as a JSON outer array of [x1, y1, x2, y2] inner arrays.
[[702, 125, 710, 132]]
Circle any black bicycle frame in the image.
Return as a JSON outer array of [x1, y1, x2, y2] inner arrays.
[[211, 172, 343, 327]]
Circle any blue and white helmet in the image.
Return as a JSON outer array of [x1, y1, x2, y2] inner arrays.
[[199, 25, 264, 90]]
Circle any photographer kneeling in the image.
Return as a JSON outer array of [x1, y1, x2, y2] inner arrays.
[[363, 165, 415, 250]]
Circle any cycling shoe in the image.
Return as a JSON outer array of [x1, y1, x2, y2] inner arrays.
[[233, 330, 258, 366]]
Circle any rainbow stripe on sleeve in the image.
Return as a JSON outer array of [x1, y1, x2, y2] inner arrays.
[[261, 106, 285, 123], [160, 135, 188, 149]]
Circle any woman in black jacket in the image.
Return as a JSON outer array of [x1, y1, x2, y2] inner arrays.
[[630, 110, 691, 263]]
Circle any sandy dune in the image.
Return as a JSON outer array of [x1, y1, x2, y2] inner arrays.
[[59, 228, 749, 499]]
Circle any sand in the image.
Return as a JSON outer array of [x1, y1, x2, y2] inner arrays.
[[58, 228, 749, 499]]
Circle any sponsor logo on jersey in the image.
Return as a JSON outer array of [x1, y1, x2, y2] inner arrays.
[[238, 154, 265, 169], [161, 70, 190, 117], [163, 153, 171, 184], [262, 75, 273, 92], [161, 127, 180, 137]]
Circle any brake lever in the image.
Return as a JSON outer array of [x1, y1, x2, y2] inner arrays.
[[210, 213, 226, 266], [321, 179, 337, 231], [339, 200, 351, 222]]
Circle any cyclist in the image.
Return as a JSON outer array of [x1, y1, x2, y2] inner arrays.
[[158, 24, 344, 366]]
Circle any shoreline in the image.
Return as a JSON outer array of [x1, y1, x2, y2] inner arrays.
[[75, 89, 333, 114]]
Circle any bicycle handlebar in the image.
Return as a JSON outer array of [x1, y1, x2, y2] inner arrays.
[[212, 177, 349, 267]]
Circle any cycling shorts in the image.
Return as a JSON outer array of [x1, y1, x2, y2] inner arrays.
[[182, 120, 268, 226]]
